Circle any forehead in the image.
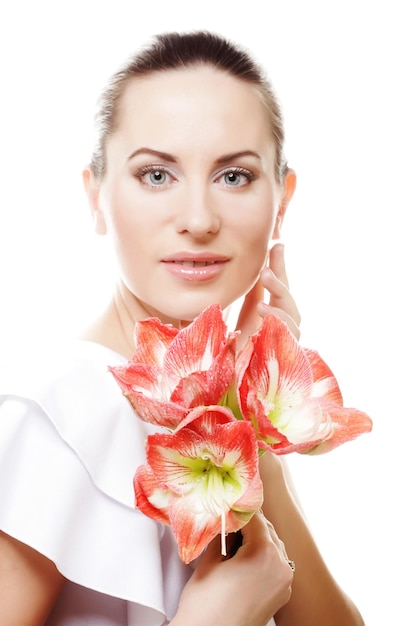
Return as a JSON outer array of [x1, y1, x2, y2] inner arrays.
[[112, 66, 273, 149]]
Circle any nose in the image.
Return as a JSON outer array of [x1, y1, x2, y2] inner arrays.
[[175, 183, 220, 238]]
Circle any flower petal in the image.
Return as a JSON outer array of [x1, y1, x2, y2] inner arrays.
[[305, 404, 373, 454], [166, 419, 263, 563], [168, 496, 223, 564], [134, 464, 170, 525], [109, 363, 165, 398], [136, 407, 262, 563], [133, 317, 178, 365], [109, 363, 187, 428], [170, 337, 237, 408], [304, 348, 343, 405], [237, 315, 314, 437], [164, 305, 232, 377], [236, 314, 372, 455], [111, 304, 239, 428]]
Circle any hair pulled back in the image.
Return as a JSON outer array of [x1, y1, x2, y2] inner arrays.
[[90, 30, 287, 181]]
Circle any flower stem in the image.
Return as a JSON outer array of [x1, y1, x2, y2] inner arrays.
[[221, 511, 226, 556]]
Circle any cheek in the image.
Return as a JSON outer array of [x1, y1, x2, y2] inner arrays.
[[103, 186, 149, 241], [238, 210, 276, 280], [236, 210, 276, 251], [233, 220, 274, 288], [234, 188, 278, 240]]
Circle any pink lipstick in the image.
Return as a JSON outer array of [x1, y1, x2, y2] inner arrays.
[[161, 252, 229, 282]]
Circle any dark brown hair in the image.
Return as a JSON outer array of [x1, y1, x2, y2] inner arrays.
[[90, 30, 287, 181]]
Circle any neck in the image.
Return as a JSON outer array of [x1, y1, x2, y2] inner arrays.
[[78, 280, 190, 359], [79, 281, 139, 358]]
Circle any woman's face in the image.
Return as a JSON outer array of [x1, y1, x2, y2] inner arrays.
[[86, 66, 285, 324]]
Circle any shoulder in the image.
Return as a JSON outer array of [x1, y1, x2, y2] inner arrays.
[[0, 340, 154, 505], [1, 339, 126, 403], [0, 340, 191, 618]]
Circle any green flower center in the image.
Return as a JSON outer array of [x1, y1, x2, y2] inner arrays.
[[187, 453, 243, 515]]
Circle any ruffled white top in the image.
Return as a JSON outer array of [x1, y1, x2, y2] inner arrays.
[[0, 340, 192, 625]]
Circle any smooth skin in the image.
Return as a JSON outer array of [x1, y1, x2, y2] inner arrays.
[[239, 246, 364, 624], [0, 249, 297, 626], [83, 68, 285, 338], [0, 247, 363, 625], [0, 531, 65, 625], [0, 513, 292, 626], [0, 66, 364, 624], [171, 512, 294, 626]]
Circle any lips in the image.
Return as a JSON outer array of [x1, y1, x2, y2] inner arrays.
[[171, 260, 221, 267], [161, 253, 229, 282], [162, 252, 229, 264]]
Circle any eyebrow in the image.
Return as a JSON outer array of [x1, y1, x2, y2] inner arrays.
[[128, 147, 177, 163], [214, 150, 261, 165], [127, 148, 262, 164]]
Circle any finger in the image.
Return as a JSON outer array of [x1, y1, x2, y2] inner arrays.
[[258, 514, 287, 558], [257, 265, 301, 340], [240, 514, 295, 580], [263, 245, 301, 325], [258, 516, 296, 578], [234, 279, 264, 349], [269, 243, 289, 289], [257, 302, 300, 340], [236, 243, 290, 327], [197, 534, 226, 570], [238, 511, 276, 551], [235, 278, 264, 331], [264, 245, 300, 321], [262, 515, 281, 549], [258, 269, 301, 326]]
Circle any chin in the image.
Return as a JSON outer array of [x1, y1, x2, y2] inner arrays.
[[143, 283, 251, 327], [154, 296, 230, 327]]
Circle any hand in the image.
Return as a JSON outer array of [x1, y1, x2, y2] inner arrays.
[[236, 243, 301, 349], [171, 512, 293, 626]]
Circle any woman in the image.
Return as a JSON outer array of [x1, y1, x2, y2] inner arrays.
[[0, 31, 365, 624]]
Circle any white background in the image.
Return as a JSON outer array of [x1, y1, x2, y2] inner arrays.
[[1, 1, 416, 624]]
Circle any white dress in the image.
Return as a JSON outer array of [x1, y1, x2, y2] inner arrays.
[[0, 340, 192, 625]]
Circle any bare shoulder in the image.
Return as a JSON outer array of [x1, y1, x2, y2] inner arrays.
[[0, 531, 64, 625]]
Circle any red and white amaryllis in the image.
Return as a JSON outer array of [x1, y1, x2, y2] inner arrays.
[[135, 405, 263, 564], [236, 313, 372, 455], [110, 305, 237, 429], [110, 304, 372, 563]]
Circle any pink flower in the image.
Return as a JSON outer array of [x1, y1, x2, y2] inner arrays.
[[236, 314, 373, 454], [134, 405, 263, 564], [109, 305, 238, 429]]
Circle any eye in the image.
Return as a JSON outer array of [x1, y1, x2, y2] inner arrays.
[[224, 171, 242, 186], [216, 167, 256, 188], [135, 165, 175, 189], [148, 170, 167, 185]]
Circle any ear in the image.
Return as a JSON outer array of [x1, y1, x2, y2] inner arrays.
[[82, 166, 108, 235], [272, 168, 297, 239]]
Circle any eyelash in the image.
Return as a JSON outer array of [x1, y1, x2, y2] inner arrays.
[[216, 167, 256, 187], [134, 165, 257, 189], [134, 165, 174, 189]]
